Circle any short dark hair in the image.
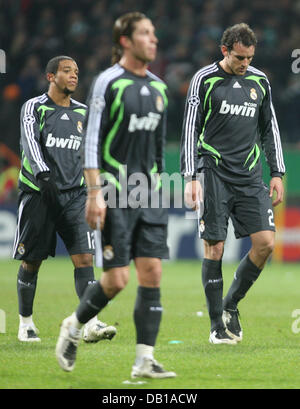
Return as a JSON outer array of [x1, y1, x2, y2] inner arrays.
[[45, 55, 75, 75], [221, 23, 257, 51], [111, 12, 147, 65]]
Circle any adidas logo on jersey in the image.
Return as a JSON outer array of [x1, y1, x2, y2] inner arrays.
[[219, 100, 257, 117], [140, 85, 150, 96], [128, 112, 161, 132], [60, 113, 70, 120], [45, 133, 82, 150], [233, 81, 241, 88]]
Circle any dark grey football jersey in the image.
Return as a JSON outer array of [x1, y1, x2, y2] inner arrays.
[[19, 93, 87, 192], [84, 64, 168, 192], [181, 62, 285, 184]]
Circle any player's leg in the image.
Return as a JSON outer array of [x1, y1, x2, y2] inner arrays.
[[56, 267, 129, 372], [202, 240, 237, 344], [17, 260, 42, 342], [222, 231, 274, 341], [71, 253, 95, 299], [130, 211, 176, 378], [76, 266, 129, 330], [223, 183, 276, 341], [56, 206, 130, 371], [70, 253, 117, 342], [200, 170, 236, 344], [131, 257, 176, 379], [224, 230, 274, 311], [57, 189, 96, 300], [13, 191, 56, 342], [58, 189, 116, 342]]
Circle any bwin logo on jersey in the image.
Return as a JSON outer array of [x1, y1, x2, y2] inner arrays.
[[45, 133, 82, 150], [128, 112, 161, 133], [219, 100, 257, 117]]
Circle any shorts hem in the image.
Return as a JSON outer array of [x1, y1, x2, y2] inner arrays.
[[234, 226, 276, 239], [68, 249, 95, 256], [13, 253, 52, 261]]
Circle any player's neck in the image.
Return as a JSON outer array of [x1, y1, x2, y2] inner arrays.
[[48, 88, 71, 107], [219, 58, 234, 75], [119, 55, 148, 77]]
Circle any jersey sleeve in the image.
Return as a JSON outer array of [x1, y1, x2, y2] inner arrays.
[[84, 74, 110, 170], [180, 72, 204, 178], [20, 99, 50, 177], [155, 108, 167, 174], [259, 78, 286, 177]]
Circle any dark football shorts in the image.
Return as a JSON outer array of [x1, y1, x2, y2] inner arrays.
[[13, 188, 94, 260], [200, 169, 276, 241], [101, 206, 169, 270]]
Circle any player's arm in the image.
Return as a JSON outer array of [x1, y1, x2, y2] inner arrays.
[[84, 168, 106, 231], [258, 78, 286, 206], [20, 100, 50, 177], [155, 106, 167, 175], [180, 74, 204, 209], [20, 100, 59, 207], [84, 74, 110, 230]]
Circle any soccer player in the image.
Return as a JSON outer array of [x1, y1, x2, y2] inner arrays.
[[181, 23, 285, 344], [13, 56, 116, 343], [56, 12, 176, 379]]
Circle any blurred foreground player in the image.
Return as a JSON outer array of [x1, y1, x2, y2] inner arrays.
[[56, 13, 176, 379], [13, 56, 116, 343], [181, 23, 285, 344]]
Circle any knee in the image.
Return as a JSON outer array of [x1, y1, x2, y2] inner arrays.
[[101, 268, 130, 298], [21, 260, 41, 273], [137, 262, 162, 288], [143, 266, 162, 287], [112, 276, 129, 294], [73, 254, 93, 268], [259, 238, 275, 258], [204, 241, 224, 261], [251, 237, 275, 268]]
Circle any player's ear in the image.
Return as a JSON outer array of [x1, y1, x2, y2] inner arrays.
[[220, 45, 229, 58], [119, 35, 131, 50], [47, 72, 55, 83]]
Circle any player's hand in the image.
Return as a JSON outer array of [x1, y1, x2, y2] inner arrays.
[[86, 189, 107, 230], [269, 177, 284, 207], [184, 179, 203, 210], [37, 172, 60, 209]]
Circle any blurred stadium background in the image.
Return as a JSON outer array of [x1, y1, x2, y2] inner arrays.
[[1, 0, 300, 263]]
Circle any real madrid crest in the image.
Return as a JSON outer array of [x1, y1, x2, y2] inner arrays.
[[156, 95, 164, 112], [250, 88, 257, 100], [103, 245, 114, 260], [77, 121, 83, 133], [17, 243, 25, 255], [199, 220, 205, 233]]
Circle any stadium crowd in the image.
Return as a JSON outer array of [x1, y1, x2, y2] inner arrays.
[[0, 0, 300, 203]]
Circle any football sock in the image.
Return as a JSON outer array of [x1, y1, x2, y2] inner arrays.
[[74, 266, 96, 299], [223, 254, 262, 310], [202, 258, 224, 331], [135, 344, 154, 366], [134, 286, 162, 347], [17, 265, 38, 317], [76, 281, 110, 324], [19, 314, 34, 326]]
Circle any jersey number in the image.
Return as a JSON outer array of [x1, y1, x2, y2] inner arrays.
[[87, 232, 95, 250], [268, 209, 275, 227]]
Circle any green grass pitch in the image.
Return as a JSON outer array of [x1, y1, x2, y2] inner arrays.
[[0, 257, 300, 389]]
